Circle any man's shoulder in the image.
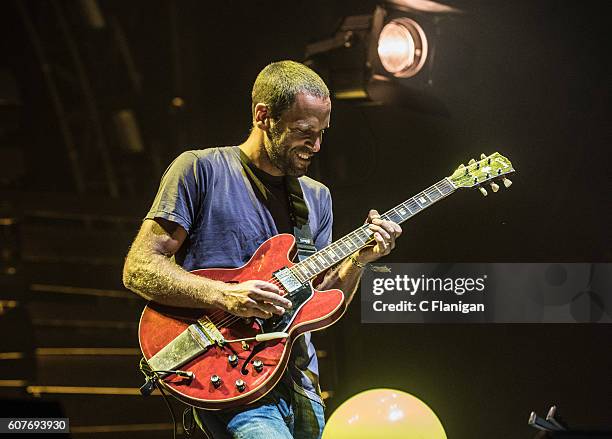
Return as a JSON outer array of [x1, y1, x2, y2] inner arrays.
[[178, 146, 237, 163], [169, 146, 240, 174], [299, 175, 331, 198]]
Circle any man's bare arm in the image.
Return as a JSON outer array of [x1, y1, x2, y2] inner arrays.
[[122, 219, 291, 318]]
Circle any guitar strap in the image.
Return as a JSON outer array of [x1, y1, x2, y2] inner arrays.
[[238, 149, 316, 262]]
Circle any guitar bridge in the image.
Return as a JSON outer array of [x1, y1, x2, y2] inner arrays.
[[197, 316, 225, 346]]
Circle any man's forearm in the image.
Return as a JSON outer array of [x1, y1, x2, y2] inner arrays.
[[316, 256, 365, 306], [123, 246, 225, 308]]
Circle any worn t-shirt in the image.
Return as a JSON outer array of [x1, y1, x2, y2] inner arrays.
[[145, 146, 333, 404]]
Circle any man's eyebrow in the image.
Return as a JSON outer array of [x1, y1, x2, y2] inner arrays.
[[293, 123, 329, 131], [293, 123, 315, 130]]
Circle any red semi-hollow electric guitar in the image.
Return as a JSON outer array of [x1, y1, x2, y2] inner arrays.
[[138, 152, 514, 410]]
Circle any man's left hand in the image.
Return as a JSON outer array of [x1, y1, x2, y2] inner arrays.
[[354, 209, 402, 264]]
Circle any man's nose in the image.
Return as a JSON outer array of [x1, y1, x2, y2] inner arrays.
[[311, 137, 321, 153]]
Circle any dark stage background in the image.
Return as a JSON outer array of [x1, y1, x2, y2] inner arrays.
[[0, 1, 610, 438]]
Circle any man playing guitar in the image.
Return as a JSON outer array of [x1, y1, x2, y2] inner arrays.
[[123, 60, 402, 438]]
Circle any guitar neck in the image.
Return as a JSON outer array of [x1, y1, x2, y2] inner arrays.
[[291, 178, 456, 283]]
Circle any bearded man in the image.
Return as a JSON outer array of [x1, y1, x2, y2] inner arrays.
[[123, 60, 401, 438]]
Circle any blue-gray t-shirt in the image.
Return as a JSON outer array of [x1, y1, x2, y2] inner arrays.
[[145, 146, 333, 404]]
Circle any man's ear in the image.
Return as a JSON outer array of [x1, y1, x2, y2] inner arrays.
[[254, 103, 272, 131]]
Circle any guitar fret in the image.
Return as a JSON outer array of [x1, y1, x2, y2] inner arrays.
[[302, 260, 312, 279], [298, 267, 308, 282], [311, 257, 324, 271], [322, 250, 335, 265], [293, 267, 306, 283], [416, 193, 429, 207], [338, 240, 350, 254], [425, 187, 441, 201], [397, 203, 411, 219], [330, 245, 343, 258], [307, 259, 318, 273], [407, 199, 420, 213], [354, 231, 367, 244], [346, 234, 358, 248], [387, 209, 403, 223], [439, 179, 454, 194]]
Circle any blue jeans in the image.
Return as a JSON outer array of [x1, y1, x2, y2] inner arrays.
[[194, 381, 325, 439]]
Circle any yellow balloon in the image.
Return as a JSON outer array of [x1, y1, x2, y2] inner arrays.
[[323, 388, 447, 439]]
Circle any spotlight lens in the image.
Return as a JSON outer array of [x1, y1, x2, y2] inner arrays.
[[377, 18, 428, 78], [378, 23, 415, 73]]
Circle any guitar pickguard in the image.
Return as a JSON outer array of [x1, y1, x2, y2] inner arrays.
[[258, 283, 313, 333]]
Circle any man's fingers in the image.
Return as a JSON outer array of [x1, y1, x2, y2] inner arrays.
[[393, 223, 403, 236], [250, 289, 292, 309], [374, 232, 388, 250], [368, 224, 392, 240], [250, 308, 272, 319], [253, 301, 284, 316], [365, 209, 381, 224], [253, 280, 280, 294]]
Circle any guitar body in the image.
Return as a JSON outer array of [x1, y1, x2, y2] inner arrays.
[[138, 234, 346, 410]]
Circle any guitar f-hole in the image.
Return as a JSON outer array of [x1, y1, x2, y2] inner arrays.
[[241, 342, 267, 375]]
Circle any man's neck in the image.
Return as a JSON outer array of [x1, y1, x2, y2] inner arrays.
[[239, 130, 283, 176]]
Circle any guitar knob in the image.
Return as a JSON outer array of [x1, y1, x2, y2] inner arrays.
[[235, 379, 246, 392], [228, 354, 238, 367], [253, 360, 264, 373], [490, 182, 500, 193], [479, 187, 488, 197], [503, 178, 513, 188], [210, 375, 222, 388]]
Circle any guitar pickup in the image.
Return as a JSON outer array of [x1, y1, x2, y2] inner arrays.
[[273, 267, 303, 293]]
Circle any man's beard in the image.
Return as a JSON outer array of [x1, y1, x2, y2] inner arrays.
[[264, 125, 309, 177]]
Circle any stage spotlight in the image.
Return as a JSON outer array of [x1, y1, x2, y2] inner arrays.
[[377, 18, 427, 78], [305, 2, 461, 112]]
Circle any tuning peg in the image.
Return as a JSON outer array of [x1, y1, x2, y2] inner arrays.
[[480, 153, 487, 159], [490, 182, 500, 193], [468, 159, 476, 165], [503, 178, 512, 188], [479, 187, 488, 197]]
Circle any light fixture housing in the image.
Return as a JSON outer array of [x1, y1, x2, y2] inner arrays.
[[305, 2, 461, 112]]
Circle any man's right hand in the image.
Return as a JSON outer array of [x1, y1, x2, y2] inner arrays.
[[218, 280, 292, 319]]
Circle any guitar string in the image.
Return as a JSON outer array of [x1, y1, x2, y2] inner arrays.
[[202, 275, 289, 328], [208, 278, 291, 330]]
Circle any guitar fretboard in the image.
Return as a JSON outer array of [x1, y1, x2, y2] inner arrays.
[[289, 178, 456, 283]]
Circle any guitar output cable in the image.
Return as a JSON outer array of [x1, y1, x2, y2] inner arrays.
[[139, 357, 180, 439]]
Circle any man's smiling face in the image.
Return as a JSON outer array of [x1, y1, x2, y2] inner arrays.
[[265, 92, 331, 177]]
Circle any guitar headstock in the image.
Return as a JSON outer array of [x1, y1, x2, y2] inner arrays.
[[448, 152, 515, 195]]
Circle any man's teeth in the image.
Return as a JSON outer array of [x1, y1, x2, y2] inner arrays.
[[297, 153, 311, 160]]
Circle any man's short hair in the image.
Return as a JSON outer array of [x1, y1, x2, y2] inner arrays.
[[251, 60, 330, 121]]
